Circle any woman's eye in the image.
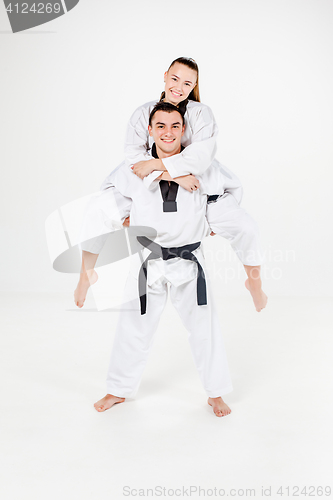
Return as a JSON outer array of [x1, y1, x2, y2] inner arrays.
[[172, 78, 177, 81]]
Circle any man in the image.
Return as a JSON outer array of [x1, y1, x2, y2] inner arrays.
[[79, 102, 237, 417]]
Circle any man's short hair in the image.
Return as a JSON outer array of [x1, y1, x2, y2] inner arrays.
[[149, 101, 185, 127]]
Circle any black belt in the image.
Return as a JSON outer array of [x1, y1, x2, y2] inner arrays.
[[137, 236, 207, 315]]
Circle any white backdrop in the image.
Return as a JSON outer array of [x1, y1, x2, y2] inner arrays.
[[0, 0, 332, 297]]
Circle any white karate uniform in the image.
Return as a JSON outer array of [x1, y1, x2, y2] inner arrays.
[[83, 160, 234, 399], [100, 100, 263, 265]]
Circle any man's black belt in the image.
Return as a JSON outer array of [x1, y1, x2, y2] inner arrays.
[[137, 236, 207, 315]]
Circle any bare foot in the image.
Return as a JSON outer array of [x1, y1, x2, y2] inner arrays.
[[245, 279, 268, 312], [74, 270, 98, 308], [208, 397, 231, 417], [94, 394, 125, 412]]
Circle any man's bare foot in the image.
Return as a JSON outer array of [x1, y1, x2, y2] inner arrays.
[[74, 270, 98, 308], [245, 279, 268, 312], [208, 397, 231, 417], [94, 394, 125, 412]]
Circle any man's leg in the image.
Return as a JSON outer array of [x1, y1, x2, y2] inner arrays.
[[94, 273, 168, 412], [169, 277, 233, 417]]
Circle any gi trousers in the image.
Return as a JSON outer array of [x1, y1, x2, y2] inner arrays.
[[106, 263, 233, 399]]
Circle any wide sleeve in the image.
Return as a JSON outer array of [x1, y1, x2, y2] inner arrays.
[[124, 104, 153, 168], [161, 104, 218, 179]]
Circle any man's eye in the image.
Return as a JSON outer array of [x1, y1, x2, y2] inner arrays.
[[172, 77, 177, 81], [173, 125, 179, 128], [157, 126, 164, 128]]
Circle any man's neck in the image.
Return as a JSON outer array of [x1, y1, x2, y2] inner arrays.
[[155, 144, 181, 159]]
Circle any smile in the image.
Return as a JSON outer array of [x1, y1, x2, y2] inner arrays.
[[170, 90, 182, 97], [161, 138, 175, 143]]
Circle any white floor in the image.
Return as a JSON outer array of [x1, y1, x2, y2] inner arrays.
[[1, 292, 332, 500]]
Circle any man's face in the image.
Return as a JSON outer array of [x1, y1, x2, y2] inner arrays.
[[148, 110, 185, 156]]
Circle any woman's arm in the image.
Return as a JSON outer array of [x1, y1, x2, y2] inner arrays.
[[124, 102, 218, 189], [157, 171, 200, 192], [161, 104, 218, 179], [124, 103, 156, 167]]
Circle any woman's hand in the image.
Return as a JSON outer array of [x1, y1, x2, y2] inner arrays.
[[174, 174, 200, 193], [132, 159, 160, 179]]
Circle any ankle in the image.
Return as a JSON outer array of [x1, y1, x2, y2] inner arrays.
[[247, 277, 262, 289]]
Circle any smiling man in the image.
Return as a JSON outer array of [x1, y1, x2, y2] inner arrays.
[[89, 102, 234, 417]]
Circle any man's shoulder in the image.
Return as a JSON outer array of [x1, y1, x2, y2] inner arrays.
[[112, 163, 145, 193], [198, 163, 225, 195]]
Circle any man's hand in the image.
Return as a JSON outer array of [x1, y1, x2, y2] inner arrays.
[[132, 159, 164, 179], [174, 174, 200, 193]]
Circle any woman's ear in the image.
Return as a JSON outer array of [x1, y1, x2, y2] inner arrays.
[[163, 71, 168, 83]]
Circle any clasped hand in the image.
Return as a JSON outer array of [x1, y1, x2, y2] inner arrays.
[[131, 160, 156, 179]]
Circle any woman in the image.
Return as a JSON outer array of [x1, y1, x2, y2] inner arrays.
[[102, 57, 227, 194], [77, 57, 267, 313]]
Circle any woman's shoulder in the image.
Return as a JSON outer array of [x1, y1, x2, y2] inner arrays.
[[129, 100, 159, 124], [187, 100, 212, 111], [186, 100, 215, 121]]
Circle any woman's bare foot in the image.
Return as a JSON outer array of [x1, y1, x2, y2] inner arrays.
[[245, 279, 268, 312], [74, 270, 98, 308], [94, 394, 125, 412], [208, 397, 231, 417]]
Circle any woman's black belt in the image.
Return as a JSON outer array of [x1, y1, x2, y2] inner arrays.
[[137, 236, 207, 315]]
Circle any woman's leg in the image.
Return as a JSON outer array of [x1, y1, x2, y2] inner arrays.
[[74, 186, 131, 307], [74, 250, 100, 308], [207, 193, 267, 311]]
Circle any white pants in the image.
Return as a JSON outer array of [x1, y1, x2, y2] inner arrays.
[[106, 262, 233, 399]]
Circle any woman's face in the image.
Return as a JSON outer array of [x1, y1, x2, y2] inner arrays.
[[164, 62, 197, 105]]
